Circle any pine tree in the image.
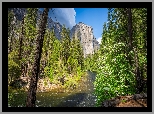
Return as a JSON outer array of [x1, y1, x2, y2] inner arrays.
[[8, 9, 16, 53], [20, 8, 38, 78], [60, 25, 71, 68]]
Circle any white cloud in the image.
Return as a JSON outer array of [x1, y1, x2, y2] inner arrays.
[[97, 37, 102, 44], [50, 8, 76, 29]]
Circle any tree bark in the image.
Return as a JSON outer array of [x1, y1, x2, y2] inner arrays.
[[26, 8, 49, 107], [127, 8, 143, 94], [126, 8, 133, 66], [19, 16, 24, 60], [18, 16, 25, 78], [127, 8, 133, 51], [9, 31, 13, 53]]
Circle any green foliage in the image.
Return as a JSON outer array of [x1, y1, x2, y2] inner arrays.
[[8, 50, 21, 83], [42, 26, 85, 89], [8, 8, 147, 107], [44, 80, 48, 86], [121, 99, 127, 103], [94, 42, 136, 106], [8, 7, 86, 94], [44, 66, 54, 82], [49, 27, 84, 88], [8, 87, 15, 107], [94, 8, 147, 106], [83, 55, 91, 71], [8, 10, 15, 36], [76, 66, 82, 78], [23, 8, 38, 69], [8, 87, 26, 107], [24, 8, 38, 38], [60, 25, 71, 67]]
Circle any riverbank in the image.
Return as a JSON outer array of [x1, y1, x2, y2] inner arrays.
[[8, 71, 97, 107], [9, 71, 89, 93], [9, 71, 146, 107]]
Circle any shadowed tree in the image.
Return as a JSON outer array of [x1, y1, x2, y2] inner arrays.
[[26, 8, 49, 107]]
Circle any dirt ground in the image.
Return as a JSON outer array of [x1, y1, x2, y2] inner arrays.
[[101, 93, 147, 107], [116, 96, 147, 107]]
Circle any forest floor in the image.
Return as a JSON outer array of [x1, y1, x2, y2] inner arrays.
[[101, 93, 147, 107], [116, 96, 147, 107]]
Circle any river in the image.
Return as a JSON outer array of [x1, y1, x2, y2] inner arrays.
[[9, 71, 97, 107]]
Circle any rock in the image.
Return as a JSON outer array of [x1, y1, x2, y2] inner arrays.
[[101, 93, 147, 107], [132, 93, 147, 100], [10, 9, 100, 58], [70, 22, 100, 57], [101, 98, 120, 107]]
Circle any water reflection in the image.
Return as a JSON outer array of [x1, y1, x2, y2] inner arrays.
[[9, 71, 97, 107], [57, 93, 87, 107]]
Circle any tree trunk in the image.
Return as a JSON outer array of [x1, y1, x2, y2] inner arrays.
[[18, 16, 24, 60], [9, 32, 13, 53], [26, 8, 49, 107], [127, 8, 133, 51], [127, 8, 143, 94], [134, 48, 142, 94], [126, 8, 133, 66]]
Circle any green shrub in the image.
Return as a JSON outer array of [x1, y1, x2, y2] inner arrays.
[[94, 43, 136, 106], [8, 50, 21, 84]]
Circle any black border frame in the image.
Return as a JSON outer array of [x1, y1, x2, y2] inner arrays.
[[3, 2, 152, 112]]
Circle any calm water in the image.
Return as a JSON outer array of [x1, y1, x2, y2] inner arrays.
[[9, 71, 97, 107]]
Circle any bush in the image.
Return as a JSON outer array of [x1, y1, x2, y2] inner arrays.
[[94, 43, 136, 106], [8, 50, 21, 84]]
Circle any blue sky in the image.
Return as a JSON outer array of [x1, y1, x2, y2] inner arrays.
[[74, 8, 108, 44], [41, 8, 108, 44]]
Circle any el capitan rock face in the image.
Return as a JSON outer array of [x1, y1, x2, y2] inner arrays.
[[9, 8, 100, 57], [70, 22, 100, 57]]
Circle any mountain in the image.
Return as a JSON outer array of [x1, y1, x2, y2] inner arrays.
[[9, 8, 100, 57], [70, 22, 100, 57]]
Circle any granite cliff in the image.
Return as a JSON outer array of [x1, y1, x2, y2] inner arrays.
[[70, 22, 100, 57], [9, 8, 100, 57]]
